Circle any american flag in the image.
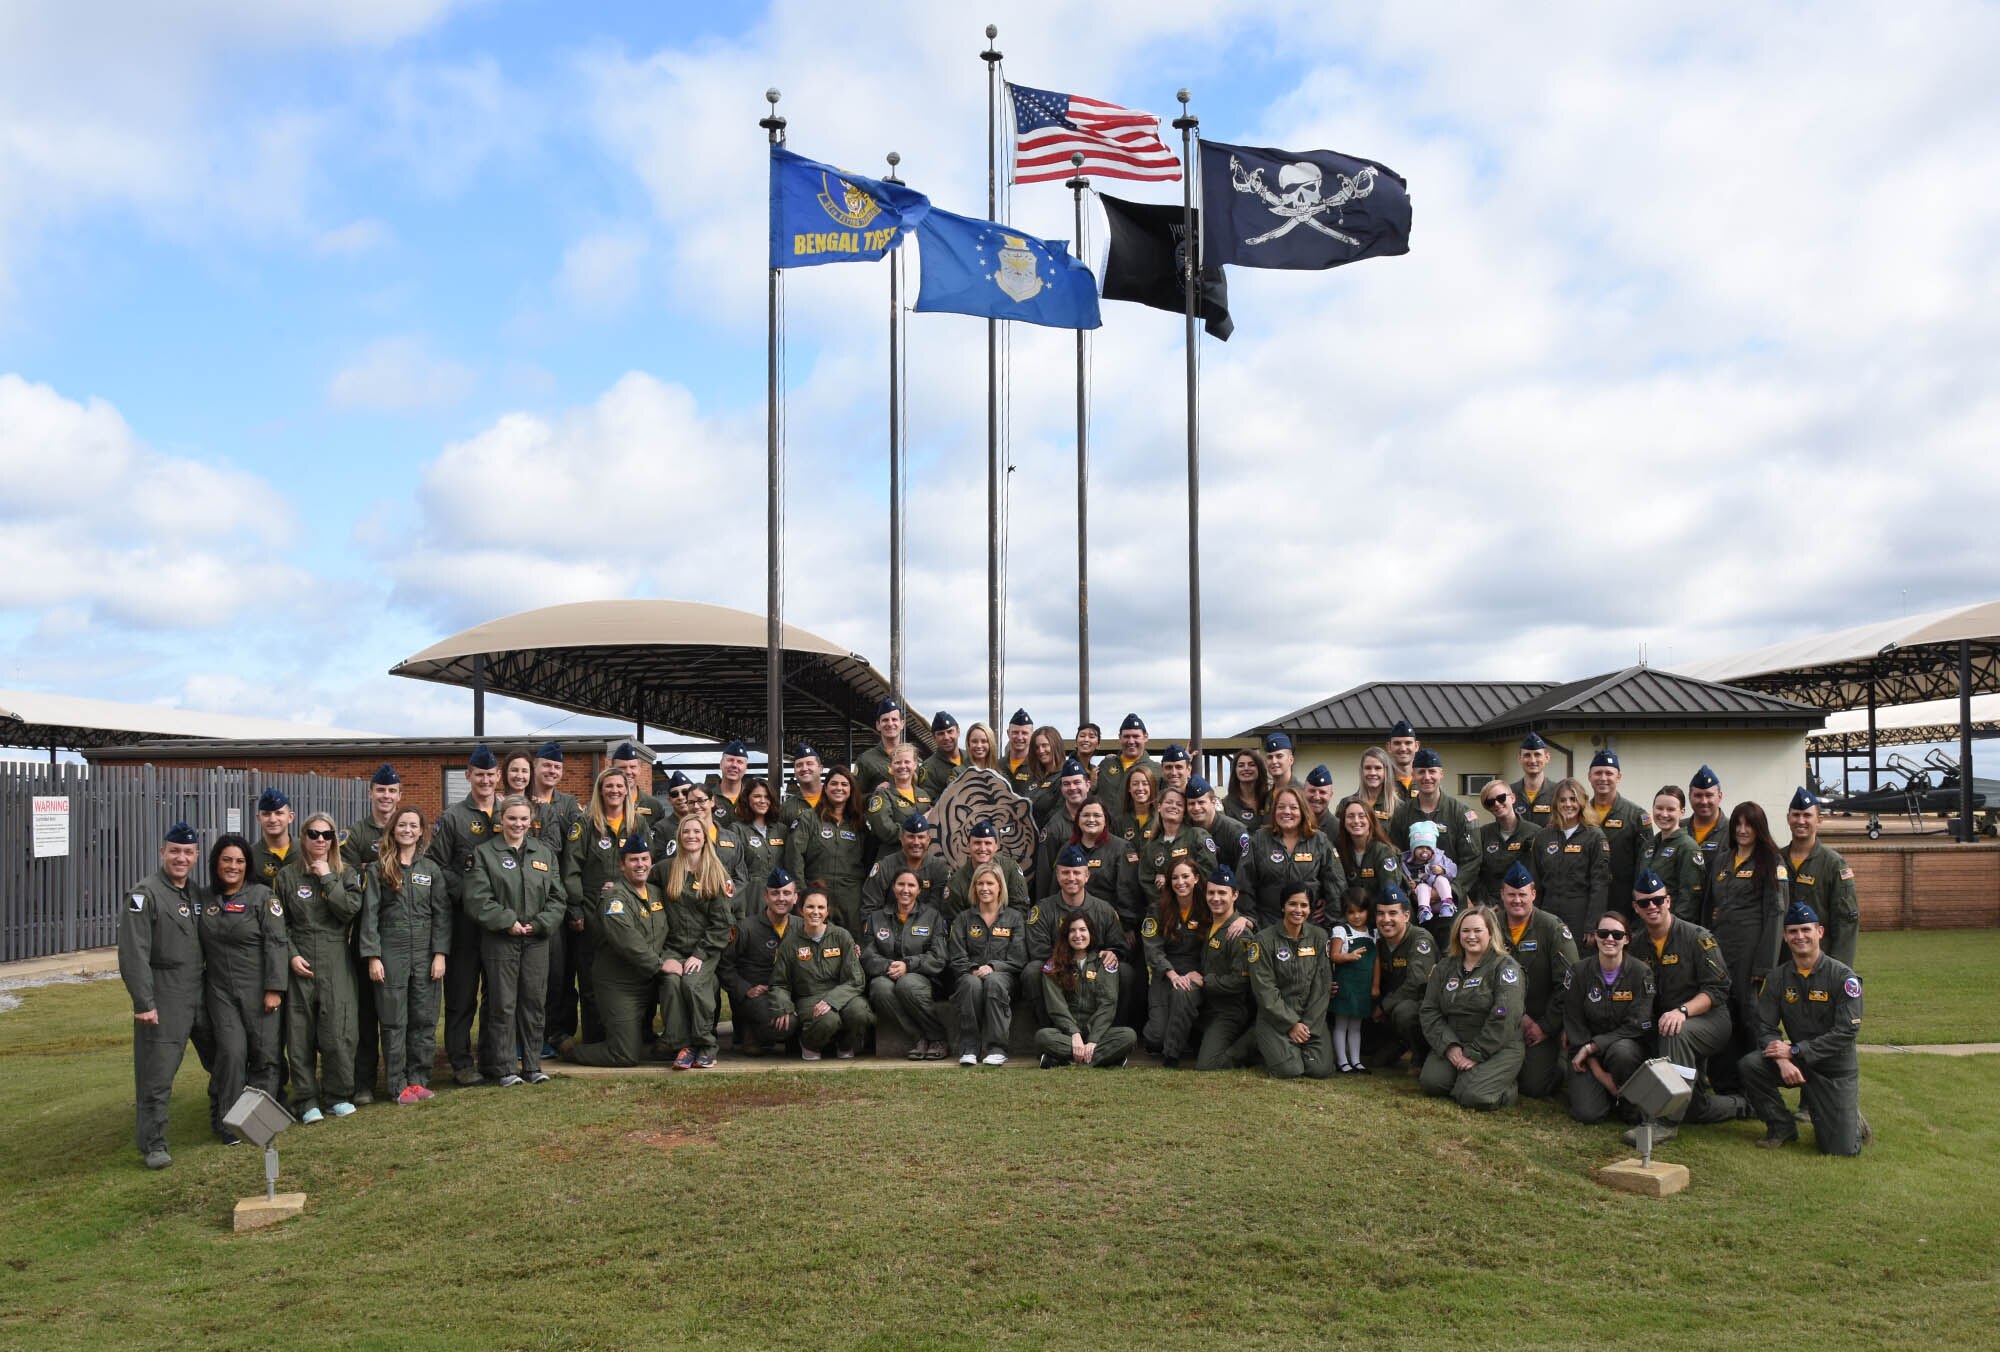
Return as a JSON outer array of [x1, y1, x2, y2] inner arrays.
[[1008, 82, 1181, 185]]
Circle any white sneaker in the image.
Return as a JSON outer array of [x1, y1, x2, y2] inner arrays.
[[800, 1047, 822, 1061], [981, 1052, 1008, 1067], [835, 1047, 855, 1059], [300, 1106, 324, 1125], [329, 1101, 356, 1117], [958, 1052, 978, 1066]]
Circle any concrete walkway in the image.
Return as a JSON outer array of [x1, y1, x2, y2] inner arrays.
[[0, 948, 117, 984], [1858, 1042, 2000, 1056]]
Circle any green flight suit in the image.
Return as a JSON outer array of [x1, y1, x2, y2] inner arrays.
[[1371, 924, 1437, 1065], [859, 902, 950, 1045], [780, 789, 824, 838], [719, 910, 803, 1048], [1036, 956, 1136, 1067], [1641, 827, 1704, 915], [649, 871, 735, 1056], [1473, 817, 1539, 906], [275, 861, 363, 1110], [947, 905, 1027, 1057], [1527, 822, 1612, 935], [1685, 819, 1729, 928], [464, 836, 565, 1078], [1140, 900, 1208, 1058], [1248, 921, 1334, 1080], [784, 815, 872, 936], [1418, 948, 1527, 1110], [1498, 908, 1579, 1098], [568, 879, 668, 1067], [249, 835, 294, 889], [733, 817, 791, 917], [1119, 823, 1220, 924], [861, 848, 952, 917], [864, 785, 936, 849], [1556, 954, 1656, 1123], [918, 752, 965, 799], [770, 924, 873, 1053], [1219, 788, 1265, 833], [428, 795, 495, 1075], [1707, 854, 1787, 1016], [340, 816, 390, 1096], [854, 742, 907, 796], [1342, 839, 1404, 905], [560, 812, 638, 1046], [1237, 829, 1346, 928], [1195, 916, 1259, 1070], [1786, 841, 1860, 968], [1510, 777, 1558, 832], [1021, 893, 1123, 1029], [359, 857, 451, 1092], [1629, 916, 1735, 1124], [1094, 752, 1162, 808], [944, 856, 1032, 920], [1740, 953, 1864, 1155], [118, 869, 207, 1158], [1588, 794, 1654, 917], [199, 881, 287, 1121]]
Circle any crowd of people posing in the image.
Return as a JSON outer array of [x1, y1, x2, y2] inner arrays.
[[113, 702, 1866, 1170]]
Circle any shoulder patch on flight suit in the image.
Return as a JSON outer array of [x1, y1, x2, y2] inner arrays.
[[1140, 916, 1158, 938], [569, 822, 583, 841], [1414, 935, 1434, 954], [1698, 935, 1718, 950], [1843, 975, 1861, 998], [606, 899, 625, 915], [470, 822, 484, 835], [1028, 906, 1040, 925], [1246, 941, 1261, 963], [129, 893, 146, 911], [269, 899, 284, 918]]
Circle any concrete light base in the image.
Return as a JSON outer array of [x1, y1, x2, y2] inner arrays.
[[233, 1192, 307, 1231], [1596, 1159, 1689, 1197]]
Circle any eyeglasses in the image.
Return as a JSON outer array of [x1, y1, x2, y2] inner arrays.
[[1594, 929, 1628, 940], [303, 828, 335, 841]]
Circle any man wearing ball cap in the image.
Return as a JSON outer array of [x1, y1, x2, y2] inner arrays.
[[118, 822, 207, 1169], [1783, 787, 1860, 967], [1738, 900, 1866, 1155]]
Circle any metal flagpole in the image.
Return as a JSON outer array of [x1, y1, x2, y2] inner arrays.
[[885, 150, 905, 703], [761, 88, 788, 791], [1065, 151, 1091, 726], [1173, 89, 1203, 753], [982, 24, 1003, 731]]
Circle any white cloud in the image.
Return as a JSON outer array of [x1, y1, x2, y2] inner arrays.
[[327, 335, 476, 411], [313, 217, 393, 255], [555, 228, 649, 312], [0, 373, 298, 628]]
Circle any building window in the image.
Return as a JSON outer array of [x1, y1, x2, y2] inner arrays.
[[1462, 772, 1498, 796], [444, 768, 469, 803]]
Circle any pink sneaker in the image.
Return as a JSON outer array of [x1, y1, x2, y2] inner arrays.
[[412, 1085, 435, 1101], [396, 1085, 423, 1105]]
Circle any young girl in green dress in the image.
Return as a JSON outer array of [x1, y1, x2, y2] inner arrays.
[[1329, 886, 1377, 1073]]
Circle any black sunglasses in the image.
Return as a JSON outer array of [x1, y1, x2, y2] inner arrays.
[[1633, 895, 1666, 909], [1594, 928, 1628, 940], [303, 828, 336, 841]]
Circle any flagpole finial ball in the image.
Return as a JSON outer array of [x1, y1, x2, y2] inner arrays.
[[1177, 88, 1191, 105], [1071, 152, 1084, 167], [986, 24, 998, 39], [887, 151, 901, 167], [765, 87, 780, 106]]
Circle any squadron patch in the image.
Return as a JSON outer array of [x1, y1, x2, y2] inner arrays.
[[1501, 966, 1519, 984], [1140, 916, 1159, 938], [1843, 976, 1862, 998], [129, 893, 146, 911], [501, 857, 517, 870], [569, 822, 583, 841], [1275, 947, 1293, 963], [297, 886, 313, 900], [1269, 849, 1286, 864], [269, 899, 283, 918]]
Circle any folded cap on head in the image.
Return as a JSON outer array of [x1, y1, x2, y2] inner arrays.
[[1789, 786, 1820, 812], [794, 743, 819, 761], [164, 822, 199, 845], [1009, 708, 1034, 727], [767, 865, 796, 890], [535, 741, 564, 763], [874, 697, 900, 719], [612, 742, 640, 761], [1209, 865, 1236, 889], [1305, 764, 1332, 787], [1591, 748, 1619, 770], [1632, 869, 1667, 898], [1185, 775, 1213, 798], [902, 813, 932, 835], [371, 763, 400, 786], [931, 711, 957, 733], [1520, 731, 1548, 752], [1502, 861, 1535, 890], [619, 834, 652, 857], [466, 744, 498, 770], [256, 788, 289, 813], [721, 740, 749, 759], [1160, 744, 1189, 764], [1411, 748, 1441, 769], [1262, 732, 1292, 753], [1690, 765, 1719, 790], [1388, 718, 1415, 739], [1785, 900, 1820, 928], [1060, 758, 1088, 780], [1120, 713, 1146, 733], [968, 820, 997, 840], [1057, 844, 1088, 868]]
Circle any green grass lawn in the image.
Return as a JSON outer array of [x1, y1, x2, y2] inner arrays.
[[1853, 928, 2000, 1043], [2, 954, 1996, 1351]]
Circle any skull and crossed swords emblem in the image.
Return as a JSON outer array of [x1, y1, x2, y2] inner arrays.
[[1228, 156, 1378, 247]]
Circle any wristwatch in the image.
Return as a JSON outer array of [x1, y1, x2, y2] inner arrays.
[[1677, 1003, 1689, 1017]]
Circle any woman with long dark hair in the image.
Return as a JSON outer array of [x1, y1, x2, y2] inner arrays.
[[1222, 750, 1267, 830], [1709, 800, 1788, 1033], [360, 807, 448, 1103], [786, 766, 871, 935], [199, 832, 286, 1139], [1141, 857, 1209, 1061], [1036, 914, 1137, 1068], [1333, 799, 1403, 904]]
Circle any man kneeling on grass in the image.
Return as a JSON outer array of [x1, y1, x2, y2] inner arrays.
[[1737, 901, 1866, 1156]]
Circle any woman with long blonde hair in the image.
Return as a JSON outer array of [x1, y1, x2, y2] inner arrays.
[[654, 814, 734, 1069]]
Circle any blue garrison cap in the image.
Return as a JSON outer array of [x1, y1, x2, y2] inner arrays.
[[1789, 786, 1820, 812], [466, 744, 497, 770], [1209, 864, 1237, 889], [874, 698, 900, 719], [1305, 764, 1332, 787], [1057, 844, 1088, 868], [618, 833, 652, 857], [931, 711, 957, 732], [1120, 713, 1146, 733], [1377, 881, 1410, 909], [1633, 869, 1667, 897], [1388, 718, 1416, 739], [794, 743, 820, 761], [163, 822, 199, 845], [1060, 758, 1088, 780], [767, 865, 796, 890], [902, 813, 932, 835], [968, 820, 997, 840], [256, 788, 289, 813], [1502, 861, 1535, 890], [1186, 774, 1213, 798], [1161, 744, 1189, 764], [612, 742, 640, 761], [721, 740, 749, 759], [1591, 748, 1620, 770], [1009, 708, 1034, 727], [370, 763, 400, 786], [1262, 732, 1292, 753], [1520, 731, 1548, 752], [535, 741, 564, 762], [1690, 765, 1719, 790], [665, 771, 693, 790], [1412, 748, 1442, 769], [1785, 900, 1820, 928]]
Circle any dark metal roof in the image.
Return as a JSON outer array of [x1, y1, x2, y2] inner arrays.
[[86, 737, 724, 764], [1245, 681, 1559, 740], [1477, 666, 1823, 739]]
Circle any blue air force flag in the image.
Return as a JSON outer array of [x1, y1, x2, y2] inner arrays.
[[913, 207, 1102, 330], [770, 145, 931, 269], [1198, 140, 1410, 271]]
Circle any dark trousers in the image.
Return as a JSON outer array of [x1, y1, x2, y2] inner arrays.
[[543, 922, 601, 1045], [349, 926, 380, 1096], [444, 908, 485, 1073], [205, 981, 280, 1129], [133, 973, 201, 1156], [479, 931, 550, 1077]]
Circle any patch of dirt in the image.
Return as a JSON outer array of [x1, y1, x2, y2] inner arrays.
[[623, 1129, 711, 1153]]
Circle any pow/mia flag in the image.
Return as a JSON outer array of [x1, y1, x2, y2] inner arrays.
[[1198, 140, 1410, 271], [1097, 194, 1233, 341]]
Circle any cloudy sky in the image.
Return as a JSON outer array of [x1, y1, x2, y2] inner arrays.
[[1, 0, 1994, 750]]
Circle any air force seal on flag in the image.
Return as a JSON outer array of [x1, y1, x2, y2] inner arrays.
[[994, 236, 1044, 302]]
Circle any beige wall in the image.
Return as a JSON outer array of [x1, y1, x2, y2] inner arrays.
[[1285, 729, 1810, 817]]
